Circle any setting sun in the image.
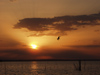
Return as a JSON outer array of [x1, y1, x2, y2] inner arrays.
[[31, 44, 37, 49]]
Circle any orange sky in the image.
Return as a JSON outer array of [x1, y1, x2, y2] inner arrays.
[[0, 0, 100, 60]]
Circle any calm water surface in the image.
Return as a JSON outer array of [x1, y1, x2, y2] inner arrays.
[[0, 61, 100, 75]]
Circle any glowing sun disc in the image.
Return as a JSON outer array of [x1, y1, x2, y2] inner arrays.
[[31, 44, 37, 49]]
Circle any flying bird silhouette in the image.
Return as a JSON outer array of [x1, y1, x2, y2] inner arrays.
[[57, 36, 60, 40]]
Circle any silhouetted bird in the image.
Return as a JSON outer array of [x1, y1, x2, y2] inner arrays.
[[57, 36, 60, 40]]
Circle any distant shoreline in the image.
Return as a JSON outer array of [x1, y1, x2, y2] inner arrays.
[[0, 59, 100, 62]]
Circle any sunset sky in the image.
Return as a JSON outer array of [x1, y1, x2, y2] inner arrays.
[[0, 0, 100, 60]]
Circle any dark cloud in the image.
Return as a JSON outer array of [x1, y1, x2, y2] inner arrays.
[[14, 13, 100, 36], [9, 0, 17, 2], [64, 45, 100, 48], [92, 40, 100, 45], [0, 48, 98, 60], [94, 30, 100, 32], [40, 49, 96, 59], [0, 49, 38, 60], [5, 39, 21, 47], [0, 36, 23, 47], [21, 45, 27, 47]]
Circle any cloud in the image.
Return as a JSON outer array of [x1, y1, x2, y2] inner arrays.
[[94, 30, 100, 32], [40, 49, 96, 59], [0, 36, 23, 47], [63, 45, 100, 48], [14, 13, 100, 36], [92, 40, 100, 45], [0, 49, 38, 60], [9, 0, 17, 2], [0, 48, 98, 60]]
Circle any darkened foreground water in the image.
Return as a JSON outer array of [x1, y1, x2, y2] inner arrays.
[[0, 61, 100, 75]]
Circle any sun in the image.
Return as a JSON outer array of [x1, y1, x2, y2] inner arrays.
[[31, 44, 37, 49]]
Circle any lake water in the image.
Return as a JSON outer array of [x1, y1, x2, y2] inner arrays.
[[0, 61, 100, 75]]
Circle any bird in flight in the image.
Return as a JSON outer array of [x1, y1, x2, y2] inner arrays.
[[57, 36, 60, 40]]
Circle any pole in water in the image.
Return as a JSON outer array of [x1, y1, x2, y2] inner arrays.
[[79, 60, 81, 71]]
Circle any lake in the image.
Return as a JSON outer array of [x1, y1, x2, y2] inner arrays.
[[0, 61, 100, 75]]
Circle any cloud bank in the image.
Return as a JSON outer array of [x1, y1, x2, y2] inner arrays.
[[64, 45, 100, 48], [0, 36, 23, 47], [14, 13, 100, 36], [0, 49, 97, 60]]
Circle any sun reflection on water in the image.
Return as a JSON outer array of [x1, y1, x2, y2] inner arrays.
[[31, 61, 38, 70]]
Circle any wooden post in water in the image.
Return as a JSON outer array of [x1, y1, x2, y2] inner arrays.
[[5, 63, 6, 75], [44, 63, 46, 71], [79, 60, 81, 71]]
